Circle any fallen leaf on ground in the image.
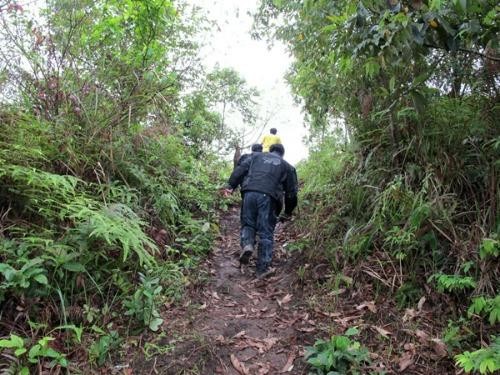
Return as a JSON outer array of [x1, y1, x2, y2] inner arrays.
[[329, 288, 346, 296], [296, 326, 316, 333], [215, 335, 227, 344], [257, 362, 271, 375], [371, 325, 392, 338], [233, 330, 246, 339], [280, 350, 297, 372], [356, 301, 377, 313], [261, 312, 277, 319], [334, 315, 362, 327], [417, 296, 426, 311], [234, 336, 278, 354], [262, 337, 278, 350], [415, 329, 429, 344], [403, 308, 417, 321], [398, 351, 414, 372], [431, 338, 447, 358], [230, 354, 250, 375], [314, 309, 341, 318], [277, 294, 292, 307], [404, 343, 416, 353]]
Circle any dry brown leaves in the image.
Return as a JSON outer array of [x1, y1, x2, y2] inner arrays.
[[334, 314, 363, 328], [233, 333, 279, 354], [412, 329, 448, 358], [371, 325, 392, 338], [398, 342, 416, 372], [230, 353, 250, 375], [277, 293, 292, 307], [313, 308, 341, 318], [280, 349, 297, 373], [356, 301, 377, 313]]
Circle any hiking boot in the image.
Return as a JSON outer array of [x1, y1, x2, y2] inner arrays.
[[256, 267, 275, 279], [239, 244, 253, 265]]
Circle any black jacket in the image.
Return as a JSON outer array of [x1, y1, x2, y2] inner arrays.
[[228, 151, 298, 215], [237, 152, 257, 167]]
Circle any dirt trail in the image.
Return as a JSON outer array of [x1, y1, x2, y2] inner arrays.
[[131, 205, 317, 374]]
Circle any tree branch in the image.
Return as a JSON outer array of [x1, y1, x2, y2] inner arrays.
[[424, 43, 500, 62]]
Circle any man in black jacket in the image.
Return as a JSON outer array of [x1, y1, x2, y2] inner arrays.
[[237, 143, 263, 166], [224, 144, 298, 278]]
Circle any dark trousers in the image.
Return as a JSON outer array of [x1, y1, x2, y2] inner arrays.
[[240, 191, 277, 273]]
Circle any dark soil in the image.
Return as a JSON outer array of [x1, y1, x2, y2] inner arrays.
[[127, 205, 317, 374]]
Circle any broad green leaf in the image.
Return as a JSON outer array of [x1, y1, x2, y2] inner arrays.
[[410, 90, 427, 114], [15, 347, 27, 356], [62, 262, 86, 272], [148, 317, 163, 331], [34, 274, 48, 285], [413, 72, 429, 87], [389, 77, 396, 93], [430, 0, 443, 10], [0, 334, 24, 349], [345, 327, 359, 336]]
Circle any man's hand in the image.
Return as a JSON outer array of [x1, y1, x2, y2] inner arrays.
[[221, 188, 233, 197]]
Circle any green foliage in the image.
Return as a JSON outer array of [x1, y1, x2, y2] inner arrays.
[[71, 203, 158, 267], [27, 337, 68, 367], [0, 0, 229, 369], [430, 273, 477, 293], [88, 330, 121, 366], [305, 327, 370, 374], [0, 334, 28, 357], [124, 273, 164, 331], [442, 319, 472, 350], [259, 0, 499, 370], [455, 337, 500, 374], [468, 296, 500, 325], [395, 281, 423, 308], [0, 259, 48, 294], [479, 238, 499, 260], [0, 334, 67, 369]]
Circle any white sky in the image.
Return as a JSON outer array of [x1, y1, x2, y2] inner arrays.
[[188, 0, 309, 165]]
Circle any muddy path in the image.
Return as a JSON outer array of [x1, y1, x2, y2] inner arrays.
[[130, 205, 320, 374]]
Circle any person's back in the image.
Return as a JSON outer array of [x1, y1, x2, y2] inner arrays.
[[260, 128, 282, 152], [231, 152, 287, 202], [225, 144, 298, 276]]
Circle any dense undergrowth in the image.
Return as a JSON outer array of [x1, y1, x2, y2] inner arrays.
[[0, 115, 222, 372], [295, 103, 499, 372], [0, 0, 244, 372], [255, 0, 499, 373]]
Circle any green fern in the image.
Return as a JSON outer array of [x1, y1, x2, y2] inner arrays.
[[479, 238, 499, 260], [468, 296, 500, 325], [429, 273, 477, 293], [455, 337, 500, 374], [70, 203, 158, 267]]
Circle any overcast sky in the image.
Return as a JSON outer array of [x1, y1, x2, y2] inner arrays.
[[188, 0, 309, 165]]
